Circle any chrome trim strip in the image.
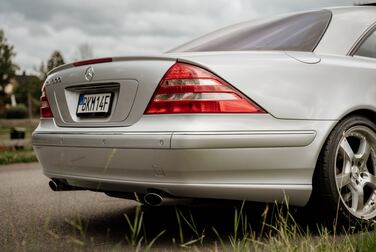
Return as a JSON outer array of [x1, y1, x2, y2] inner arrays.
[[33, 130, 316, 149], [33, 133, 171, 149], [172, 131, 316, 149]]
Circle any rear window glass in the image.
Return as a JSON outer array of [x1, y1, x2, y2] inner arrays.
[[170, 10, 332, 53], [355, 30, 376, 59]]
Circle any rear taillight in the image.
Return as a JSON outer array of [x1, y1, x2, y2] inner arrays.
[[40, 85, 53, 118], [144, 62, 265, 114]]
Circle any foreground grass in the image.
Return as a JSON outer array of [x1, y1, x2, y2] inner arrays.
[[0, 148, 37, 165], [118, 202, 376, 252], [3, 197, 376, 251]]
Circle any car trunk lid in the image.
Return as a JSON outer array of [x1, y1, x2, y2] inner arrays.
[[44, 55, 176, 127]]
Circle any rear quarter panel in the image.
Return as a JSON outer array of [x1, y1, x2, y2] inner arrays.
[[174, 51, 376, 120]]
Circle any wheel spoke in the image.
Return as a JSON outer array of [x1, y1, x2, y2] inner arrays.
[[340, 138, 355, 162], [355, 138, 371, 164], [342, 191, 352, 202], [336, 172, 351, 189], [351, 186, 364, 212], [362, 172, 376, 189]]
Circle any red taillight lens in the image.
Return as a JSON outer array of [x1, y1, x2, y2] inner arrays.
[[144, 62, 265, 114], [40, 85, 53, 118]]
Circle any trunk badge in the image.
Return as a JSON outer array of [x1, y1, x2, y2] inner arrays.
[[84, 66, 94, 81]]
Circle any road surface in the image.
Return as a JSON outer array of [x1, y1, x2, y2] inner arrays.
[[0, 162, 263, 251]]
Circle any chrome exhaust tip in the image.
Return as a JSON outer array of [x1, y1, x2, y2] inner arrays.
[[48, 180, 58, 191], [144, 193, 163, 206], [48, 179, 82, 191]]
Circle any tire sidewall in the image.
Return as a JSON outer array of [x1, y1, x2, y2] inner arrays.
[[326, 116, 376, 225]]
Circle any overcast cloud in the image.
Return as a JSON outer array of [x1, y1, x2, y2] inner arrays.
[[0, 0, 352, 74]]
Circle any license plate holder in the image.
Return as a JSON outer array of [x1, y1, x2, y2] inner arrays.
[[76, 93, 113, 117]]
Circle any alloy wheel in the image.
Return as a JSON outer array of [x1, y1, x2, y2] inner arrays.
[[335, 125, 376, 220]]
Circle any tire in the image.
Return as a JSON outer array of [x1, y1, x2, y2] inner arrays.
[[310, 115, 376, 227]]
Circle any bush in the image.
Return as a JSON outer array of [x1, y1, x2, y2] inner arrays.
[[5, 104, 28, 119]]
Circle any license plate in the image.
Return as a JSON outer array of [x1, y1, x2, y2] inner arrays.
[[76, 93, 113, 117]]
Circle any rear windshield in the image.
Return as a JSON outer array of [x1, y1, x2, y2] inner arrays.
[[170, 10, 332, 53]]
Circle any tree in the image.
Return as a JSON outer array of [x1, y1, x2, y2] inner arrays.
[[38, 50, 65, 81], [47, 50, 65, 72], [37, 61, 48, 81], [14, 73, 41, 117], [0, 30, 18, 107], [76, 43, 94, 60]]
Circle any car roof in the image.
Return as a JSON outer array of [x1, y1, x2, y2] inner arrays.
[[315, 6, 376, 55]]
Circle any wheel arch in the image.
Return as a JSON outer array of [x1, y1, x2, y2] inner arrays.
[[311, 108, 376, 188], [320, 108, 376, 153], [340, 109, 376, 125], [307, 108, 376, 225]]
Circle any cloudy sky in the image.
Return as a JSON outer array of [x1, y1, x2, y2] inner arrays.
[[1, 0, 353, 74]]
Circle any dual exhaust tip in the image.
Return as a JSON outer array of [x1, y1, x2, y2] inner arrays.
[[49, 180, 190, 206], [49, 180, 81, 191], [143, 192, 191, 206], [143, 193, 164, 206]]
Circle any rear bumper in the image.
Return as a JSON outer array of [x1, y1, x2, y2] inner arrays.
[[44, 172, 312, 206], [32, 115, 336, 206]]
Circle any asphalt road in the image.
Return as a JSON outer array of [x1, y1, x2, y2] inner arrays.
[[0, 162, 137, 251], [0, 162, 272, 251]]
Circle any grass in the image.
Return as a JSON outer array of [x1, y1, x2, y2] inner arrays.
[[3, 195, 376, 251], [0, 147, 37, 165], [175, 207, 205, 247], [118, 201, 376, 252], [124, 206, 166, 251], [128, 202, 376, 252]]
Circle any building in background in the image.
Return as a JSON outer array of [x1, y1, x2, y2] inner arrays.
[[2, 72, 41, 118]]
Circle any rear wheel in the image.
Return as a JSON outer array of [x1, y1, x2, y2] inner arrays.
[[311, 116, 376, 227]]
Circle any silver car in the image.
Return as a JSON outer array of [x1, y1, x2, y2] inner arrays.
[[33, 5, 376, 226]]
